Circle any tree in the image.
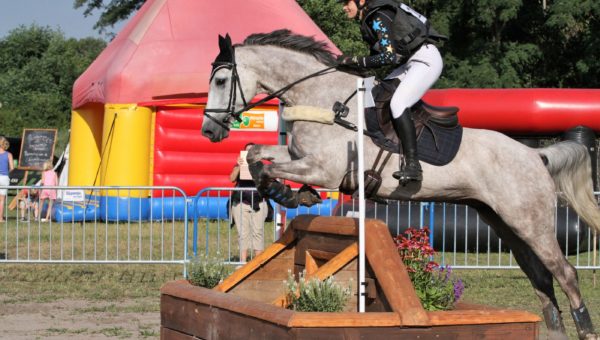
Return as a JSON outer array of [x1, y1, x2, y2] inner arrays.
[[0, 25, 106, 151], [74, 0, 144, 33], [73, 0, 600, 88], [296, 0, 368, 57]]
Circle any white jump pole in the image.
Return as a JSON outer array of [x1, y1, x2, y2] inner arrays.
[[356, 78, 367, 313]]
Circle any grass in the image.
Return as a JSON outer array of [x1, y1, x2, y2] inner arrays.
[[2, 263, 598, 339], [0, 213, 277, 264], [457, 269, 600, 339], [0, 263, 182, 303], [1, 215, 599, 339]]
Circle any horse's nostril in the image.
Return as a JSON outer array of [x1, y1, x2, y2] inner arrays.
[[203, 130, 214, 139]]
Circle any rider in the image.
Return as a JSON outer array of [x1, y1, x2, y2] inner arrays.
[[336, 0, 445, 183]]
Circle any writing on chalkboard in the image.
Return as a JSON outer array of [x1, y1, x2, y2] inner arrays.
[[18, 129, 57, 170]]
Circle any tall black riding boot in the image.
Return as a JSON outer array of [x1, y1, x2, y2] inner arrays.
[[391, 109, 422, 183]]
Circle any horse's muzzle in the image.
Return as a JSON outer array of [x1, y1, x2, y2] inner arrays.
[[202, 127, 228, 142]]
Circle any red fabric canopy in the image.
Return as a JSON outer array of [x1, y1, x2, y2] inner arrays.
[[72, 0, 340, 109]]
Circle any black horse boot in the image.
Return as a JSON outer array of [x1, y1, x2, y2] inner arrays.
[[391, 109, 422, 184]]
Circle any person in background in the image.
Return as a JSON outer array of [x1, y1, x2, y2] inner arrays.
[[0, 137, 14, 222], [18, 187, 39, 221], [39, 160, 57, 222], [229, 143, 268, 263]]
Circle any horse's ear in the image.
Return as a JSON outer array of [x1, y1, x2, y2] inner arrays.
[[211, 33, 234, 80], [214, 33, 233, 63], [224, 33, 234, 56], [218, 35, 226, 50]]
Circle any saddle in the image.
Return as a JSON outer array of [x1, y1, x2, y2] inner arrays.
[[365, 78, 462, 165], [339, 78, 463, 200]]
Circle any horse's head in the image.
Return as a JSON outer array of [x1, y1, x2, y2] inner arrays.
[[203, 34, 258, 142], [203, 30, 349, 142]]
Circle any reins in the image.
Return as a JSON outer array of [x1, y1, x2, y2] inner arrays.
[[238, 65, 337, 115], [204, 56, 337, 131]]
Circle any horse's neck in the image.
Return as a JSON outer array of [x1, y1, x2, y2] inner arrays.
[[241, 47, 357, 111]]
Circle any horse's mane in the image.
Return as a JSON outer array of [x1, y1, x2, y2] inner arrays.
[[242, 29, 337, 66]]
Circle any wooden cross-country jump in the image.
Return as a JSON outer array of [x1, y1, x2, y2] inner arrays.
[[161, 215, 540, 339]]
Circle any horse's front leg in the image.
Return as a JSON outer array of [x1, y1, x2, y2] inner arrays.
[[246, 144, 292, 164], [248, 149, 333, 208]]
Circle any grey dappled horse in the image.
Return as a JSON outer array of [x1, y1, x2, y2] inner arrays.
[[202, 30, 600, 339]]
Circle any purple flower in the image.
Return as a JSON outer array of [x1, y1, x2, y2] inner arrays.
[[445, 266, 452, 283], [454, 279, 464, 301]]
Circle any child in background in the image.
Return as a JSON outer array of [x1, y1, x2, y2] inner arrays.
[[18, 188, 39, 221], [39, 160, 57, 222]]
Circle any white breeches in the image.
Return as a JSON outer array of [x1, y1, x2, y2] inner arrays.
[[385, 44, 443, 118]]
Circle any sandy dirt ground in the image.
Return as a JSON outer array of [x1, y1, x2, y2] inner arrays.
[[0, 296, 160, 339]]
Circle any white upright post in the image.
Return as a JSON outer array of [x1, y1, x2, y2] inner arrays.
[[356, 78, 366, 313]]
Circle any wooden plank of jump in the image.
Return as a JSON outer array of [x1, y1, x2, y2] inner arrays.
[[288, 312, 401, 328], [365, 219, 430, 326], [306, 249, 337, 261], [304, 251, 318, 276], [162, 281, 294, 330], [215, 226, 296, 293], [427, 309, 541, 325], [291, 215, 358, 236], [272, 242, 358, 308]]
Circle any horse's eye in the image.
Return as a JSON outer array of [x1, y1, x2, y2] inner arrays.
[[215, 78, 227, 87]]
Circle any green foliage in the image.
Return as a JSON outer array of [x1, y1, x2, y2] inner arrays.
[[297, 0, 368, 57], [188, 255, 232, 289], [395, 227, 463, 311], [0, 25, 105, 151], [73, 0, 600, 88], [74, 0, 144, 34], [299, 0, 600, 88], [284, 270, 351, 312]]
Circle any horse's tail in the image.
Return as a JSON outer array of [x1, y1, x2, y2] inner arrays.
[[539, 141, 600, 233]]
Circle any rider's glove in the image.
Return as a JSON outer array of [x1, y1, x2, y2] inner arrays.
[[336, 55, 359, 67]]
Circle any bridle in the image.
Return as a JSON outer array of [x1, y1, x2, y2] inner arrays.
[[204, 35, 337, 131], [204, 58, 248, 131]]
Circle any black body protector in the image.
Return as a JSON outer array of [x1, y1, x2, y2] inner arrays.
[[360, 0, 446, 60], [358, 0, 446, 184]]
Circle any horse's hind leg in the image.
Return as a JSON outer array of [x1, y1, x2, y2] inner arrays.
[[507, 240, 568, 339], [521, 234, 596, 339], [476, 205, 567, 338], [484, 202, 596, 339]]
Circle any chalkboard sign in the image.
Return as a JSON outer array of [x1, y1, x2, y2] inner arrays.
[[18, 129, 57, 170]]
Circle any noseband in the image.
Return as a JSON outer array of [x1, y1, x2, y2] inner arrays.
[[204, 48, 337, 132]]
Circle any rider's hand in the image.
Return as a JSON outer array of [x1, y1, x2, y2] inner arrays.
[[336, 55, 359, 67]]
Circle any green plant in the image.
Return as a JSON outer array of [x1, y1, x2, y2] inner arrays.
[[188, 255, 232, 289], [395, 227, 464, 311], [284, 270, 351, 312]]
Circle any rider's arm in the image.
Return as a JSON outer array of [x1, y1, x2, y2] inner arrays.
[[360, 11, 399, 68], [338, 9, 400, 69]]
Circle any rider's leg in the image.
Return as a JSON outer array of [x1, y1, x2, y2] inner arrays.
[[391, 111, 421, 181], [387, 44, 443, 183]]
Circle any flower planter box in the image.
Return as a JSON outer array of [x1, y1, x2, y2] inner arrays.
[[161, 215, 540, 339]]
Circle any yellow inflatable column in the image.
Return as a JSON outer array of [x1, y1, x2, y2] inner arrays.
[[69, 103, 104, 186], [100, 104, 153, 198]]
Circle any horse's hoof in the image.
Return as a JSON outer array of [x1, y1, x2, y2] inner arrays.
[[547, 330, 568, 340], [297, 185, 322, 207]]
